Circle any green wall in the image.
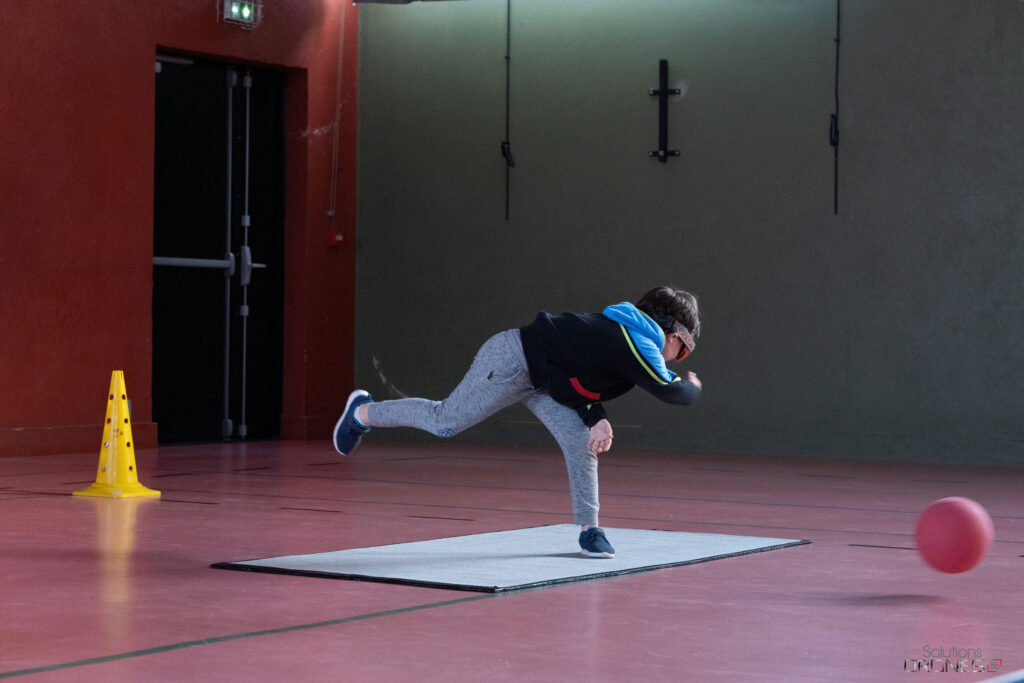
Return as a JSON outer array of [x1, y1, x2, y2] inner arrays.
[[355, 0, 1024, 464]]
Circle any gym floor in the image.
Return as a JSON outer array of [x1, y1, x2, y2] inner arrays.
[[2, 440, 1022, 681]]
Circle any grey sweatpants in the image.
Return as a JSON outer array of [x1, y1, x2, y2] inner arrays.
[[367, 329, 600, 526]]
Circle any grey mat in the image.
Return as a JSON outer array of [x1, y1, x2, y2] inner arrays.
[[213, 525, 809, 593]]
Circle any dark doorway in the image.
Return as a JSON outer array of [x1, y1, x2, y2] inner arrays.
[[153, 55, 285, 443]]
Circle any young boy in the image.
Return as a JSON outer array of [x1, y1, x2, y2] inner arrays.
[[334, 286, 702, 558]]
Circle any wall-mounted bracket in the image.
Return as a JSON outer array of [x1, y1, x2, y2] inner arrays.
[[649, 59, 680, 163]]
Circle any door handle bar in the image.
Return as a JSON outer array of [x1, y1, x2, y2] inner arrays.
[[154, 254, 236, 277]]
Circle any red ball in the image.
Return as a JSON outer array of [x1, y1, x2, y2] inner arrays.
[[915, 497, 994, 573]]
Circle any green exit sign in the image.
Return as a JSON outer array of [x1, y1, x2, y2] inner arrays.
[[223, 1, 262, 28]]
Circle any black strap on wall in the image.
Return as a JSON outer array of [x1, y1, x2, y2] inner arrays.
[[829, 0, 841, 214], [500, 0, 514, 220]]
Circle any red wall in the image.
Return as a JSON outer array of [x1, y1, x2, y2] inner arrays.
[[0, 0, 359, 456]]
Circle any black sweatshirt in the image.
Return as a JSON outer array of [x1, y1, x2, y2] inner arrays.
[[519, 310, 700, 428]]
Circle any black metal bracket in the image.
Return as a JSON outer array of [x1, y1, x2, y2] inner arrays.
[[649, 59, 680, 162]]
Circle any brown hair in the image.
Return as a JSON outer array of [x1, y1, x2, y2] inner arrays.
[[636, 287, 701, 338]]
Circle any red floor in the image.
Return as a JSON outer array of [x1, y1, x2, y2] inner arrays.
[[1, 440, 1022, 681]]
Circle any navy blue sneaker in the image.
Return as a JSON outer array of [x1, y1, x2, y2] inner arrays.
[[579, 527, 615, 558], [333, 390, 372, 455]]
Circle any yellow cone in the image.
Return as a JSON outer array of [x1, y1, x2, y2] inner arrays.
[[74, 371, 160, 499]]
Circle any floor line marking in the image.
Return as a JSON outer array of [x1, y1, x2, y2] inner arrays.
[[0, 594, 496, 679]]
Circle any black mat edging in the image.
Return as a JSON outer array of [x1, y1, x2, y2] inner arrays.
[[211, 539, 811, 593]]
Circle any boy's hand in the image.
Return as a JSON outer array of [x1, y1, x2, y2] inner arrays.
[[687, 371, 702, 391], [589, 419, 613, 454]]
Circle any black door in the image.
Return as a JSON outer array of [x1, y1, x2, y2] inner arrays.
[[153, 55, 285, 443]]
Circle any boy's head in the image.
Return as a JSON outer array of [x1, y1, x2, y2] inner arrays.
[[638, 286, 700, 361], [636, 286, 701, 339]]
